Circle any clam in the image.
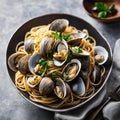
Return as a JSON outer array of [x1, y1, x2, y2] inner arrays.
[[54, 78, 71, 99], [94, 46, 108, 65], [62, 59, 81, 82], [27, 75, 42, 88], [28, 53, 43, 75], [24, 39, 34, 54], [71, 77, 85, 96], [67, 32, 87, 46], [40, 37, 60, 58], [67, 38, 82, 46], [39, 77, 54, 96], [70, 32, 87, 39], [49, 19, 69, 32], [18, 54, 31, 74], [40, 37, 50, 58], [91, 65, 101, 84], [53, 39, 68, 66], [8, 52, 25, 72], [71, 46, 90, 57]]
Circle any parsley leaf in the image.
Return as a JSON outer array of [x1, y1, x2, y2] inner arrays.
[[63, 75, 69, 80], [38, 59, 48, 67], [34, 75, 38, 80], [98, 11, 107, 18], [52, 32, 72, 41], [95, 2, 108, 12], [51, 72, 57, 79], [61, 33, 72, 41], [93, 2, 117, 18], [74, 48, 83, 53], [38, 59, 48, 77], [66, 48, 72, 62], [52, 32, 60, 40]]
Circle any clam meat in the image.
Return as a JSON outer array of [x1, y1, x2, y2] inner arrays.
[[62, 59, 81, 82], [27, 75, 42, 88], [53, 39, 68, 66], [54, 78, 71, 99], [94, 46, 108, 65]]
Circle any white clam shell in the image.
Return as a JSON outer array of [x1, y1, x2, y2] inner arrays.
[[53, 39, 68, 66], [95, 46, 108, 65], [27, 77, 38, 88]]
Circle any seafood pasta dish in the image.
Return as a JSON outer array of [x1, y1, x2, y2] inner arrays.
[[8, 19, 108, 108]]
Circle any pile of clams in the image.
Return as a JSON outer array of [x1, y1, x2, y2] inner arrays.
[[8, 19, 109, 100]]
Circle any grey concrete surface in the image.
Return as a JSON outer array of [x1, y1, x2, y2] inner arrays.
[[0, 0, 120, 120]]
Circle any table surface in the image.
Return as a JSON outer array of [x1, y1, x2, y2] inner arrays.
[[1, 0, 120, 120]]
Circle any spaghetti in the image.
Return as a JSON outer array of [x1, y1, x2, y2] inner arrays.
[[8, 19, 106, 108]]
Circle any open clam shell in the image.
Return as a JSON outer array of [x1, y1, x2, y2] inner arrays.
[[28, 53, 43, 75], [53, 39, 68, 66], [62, 59, 81, 82], [27, 75, 42, 88], [8, 52, 26, 72], [94, 46, 108, 65], [40, 37, 60, 58], [54, 78, 71, 99], [71, 47, 90, 57], [70, 32, 87, 39], [71, 77, 85, 96]]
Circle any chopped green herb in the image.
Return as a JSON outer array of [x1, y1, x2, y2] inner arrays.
[[74, 48, 83, 53], [98, 11, 107, 18], [41, 68, 47, 77], [29, 81, 31, 84], [61, 33, 72, 41], [38, 59, 48, 77], [66, 48, 72, 62], [38, 59, 48, 67], [52, 32, 60, 40], [52, 32, 72, 41], [63, 75, 69, 80], [34, 75, 38, 80], [49, 49, 54, 54], [51, 72, 57, 79], [93, 2, 117, 18], [95, 2, 108, 12]]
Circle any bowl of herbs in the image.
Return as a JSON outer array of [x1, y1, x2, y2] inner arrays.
[[83, 0, 120, 22]]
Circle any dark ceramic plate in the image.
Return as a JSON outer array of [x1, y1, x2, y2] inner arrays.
[[6, 13, 112, 112]]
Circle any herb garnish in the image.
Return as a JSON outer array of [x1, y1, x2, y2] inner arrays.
[[38, 59, 48, 77], [49, 49, 55, 54], [66, 48, 72, 62], [51, 72, 57, 79], [52, 32, 72, 41], [93, 2, 117, 18], [63, 75, 69, 80], [34, 75, 38, 80], [74, 48, 83, 53], [38, 59, 48, 67]]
